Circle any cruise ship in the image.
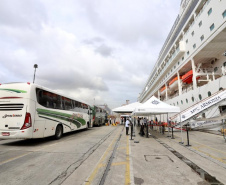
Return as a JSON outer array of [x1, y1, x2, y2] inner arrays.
[[138, 0, 226, 130]]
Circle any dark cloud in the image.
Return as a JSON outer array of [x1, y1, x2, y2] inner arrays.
[[95, 44, 113, 57]]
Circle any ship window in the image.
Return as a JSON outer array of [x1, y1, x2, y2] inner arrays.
[[186, 99, 188, 103], [192, 96, 194, 102], [178, 61, 180, 65], [199, 94, 202, 100], [208, 91, 211, 97], [187, 51, 190, 55], [191, 31, 194, 36], [200, 35, 204, 41], [186, 39, 188, 44], [223, 10, 226, 18], [224, 62, 226, 67], [199, 21, 202, 27], [219, 87, 223, 91], [210, 23, 215, 31], [208, 8, 212, 16], [182, 56, 184, 60], [177, 102, 178, 105], [214, 67, 218, 72], [202, 113, 206, 118], [193, 44, 196, 49], [181, 100, 183, 104]]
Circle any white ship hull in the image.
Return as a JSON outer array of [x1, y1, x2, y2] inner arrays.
[[138, 0, 226, 131]]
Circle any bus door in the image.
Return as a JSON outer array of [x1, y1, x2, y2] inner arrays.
[[32, 101, 45, 138]]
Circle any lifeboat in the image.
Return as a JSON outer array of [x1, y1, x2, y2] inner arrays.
[[160, 86, 169, 95], [169, 76, 181, 90], [182, 70, 193, 84], [182, 70, 200, 84]]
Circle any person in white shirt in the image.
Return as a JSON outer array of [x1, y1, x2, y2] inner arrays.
[[125, 118, 130, 135]]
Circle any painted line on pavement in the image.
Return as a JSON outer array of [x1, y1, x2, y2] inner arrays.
[[84, 128, 121, 185], [0, 152, 32, 166]]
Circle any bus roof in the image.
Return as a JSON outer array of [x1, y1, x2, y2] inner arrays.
[[0, 82, 92, 107]]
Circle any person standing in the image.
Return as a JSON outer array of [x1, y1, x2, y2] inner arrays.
[[144, 117, 148, 137], [125, 118, 130, 135], [109, 118, 112, 125], [140, 117, 144, 136]]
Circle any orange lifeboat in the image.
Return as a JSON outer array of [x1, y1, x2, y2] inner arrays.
[[182, 70, 193, 84], [160, 86, 166, 95], [169, 76, 181, 90], [182, 70, 200, 84]]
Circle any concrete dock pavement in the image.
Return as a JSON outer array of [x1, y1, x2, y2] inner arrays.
[[62, 125, 225, 185], [130, 126, 226, 185]]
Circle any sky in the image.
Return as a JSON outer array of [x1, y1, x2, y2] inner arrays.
[[0, 0, 180, 109]]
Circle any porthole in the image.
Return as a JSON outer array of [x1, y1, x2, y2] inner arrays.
[[199, 94, 202, 100], [192, 97, 194, 102], [208, 91, 211, 97]]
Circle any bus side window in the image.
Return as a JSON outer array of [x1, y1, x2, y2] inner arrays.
[[37, 89, 46, 107], [62, 97, 65, 110], [56, 95, 62, 109]]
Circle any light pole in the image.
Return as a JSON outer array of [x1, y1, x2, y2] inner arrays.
[[33, 64, 38, 83]]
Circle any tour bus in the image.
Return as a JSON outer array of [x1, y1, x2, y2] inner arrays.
[[0, 82, 92, 139], [92, 105, 108, 126]]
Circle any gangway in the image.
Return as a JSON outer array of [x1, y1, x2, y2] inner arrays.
[[171, 89, 226, 129]]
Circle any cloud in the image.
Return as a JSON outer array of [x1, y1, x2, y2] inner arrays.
[[95, 44, 113, 57], [0, 0, 47, 30], [0, 0, 180, 109]]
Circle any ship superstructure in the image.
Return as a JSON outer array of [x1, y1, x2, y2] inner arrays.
[[138, 0, 226, 130]]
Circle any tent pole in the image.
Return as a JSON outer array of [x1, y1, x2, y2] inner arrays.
[[167, 113, 170, 137], [179, 113, 184, 144]]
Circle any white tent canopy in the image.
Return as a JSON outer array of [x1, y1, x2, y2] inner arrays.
[[112, 102, 142, 113], [132, 96, 180, 116]]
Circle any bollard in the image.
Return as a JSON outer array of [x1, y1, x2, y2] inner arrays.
[[185, 125, 191, 146], [162, 125, 165, 135], [130, 124, 134, 140], [171, 127, 175, 139]]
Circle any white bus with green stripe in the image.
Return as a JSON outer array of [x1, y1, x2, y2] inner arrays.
[[0, 82, 92, 139]]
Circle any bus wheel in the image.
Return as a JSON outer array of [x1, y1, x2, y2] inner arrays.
[[55, 125, 63, 139]]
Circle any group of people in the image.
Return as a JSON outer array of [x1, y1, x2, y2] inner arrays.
[[122, 116, 173, 136]]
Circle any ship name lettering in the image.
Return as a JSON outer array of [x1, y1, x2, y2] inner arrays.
[[191, 107, 199, 114], [200, 96, 221, 109]]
